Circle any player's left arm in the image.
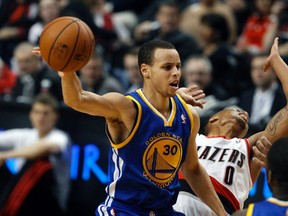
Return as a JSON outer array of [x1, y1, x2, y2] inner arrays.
[[248, 38, 288, 181], [180, 106, 226, 216], [259, 37, 288, 147]]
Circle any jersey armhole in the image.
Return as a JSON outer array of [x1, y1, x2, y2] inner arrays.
[[244, 138, 254, 185], [108, 96, 142, 149]]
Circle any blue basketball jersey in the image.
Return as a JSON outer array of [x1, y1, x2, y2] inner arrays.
[[98, 89, 193, 214], [246, 198, 288, 216]]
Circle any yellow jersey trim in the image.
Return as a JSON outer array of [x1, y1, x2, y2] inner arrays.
[[246, 204, 254, 216], [267, 197, 288, 206], [110, 95, 142, 149], [137, 89, 176, 127]]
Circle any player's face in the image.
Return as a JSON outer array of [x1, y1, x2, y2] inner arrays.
[[30, 102, 58, 136], [221, 108, 249, 138], [147, 48, 181, 97]]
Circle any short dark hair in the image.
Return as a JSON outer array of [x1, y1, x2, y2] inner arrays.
[[268, 137, 288, 183], [125, 46, 140, 57], [32, 93, 59, 112], [156, 0, 179, 14], [200, 13, 229, 42], [138, 40, 176, 68]]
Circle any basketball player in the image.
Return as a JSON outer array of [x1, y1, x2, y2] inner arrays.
[[232, 137, 288, 216], [174, 37, 288, 215], [32, 40, 229, 215]]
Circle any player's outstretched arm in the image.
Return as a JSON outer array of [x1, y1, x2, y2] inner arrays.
[[180, 106, 227, 216], [58, 71, 132, 118], [261, 37, 288, 142], [32, 47, 133, 119], [264, 37, 288, 99], [249, 37, 288, 178]]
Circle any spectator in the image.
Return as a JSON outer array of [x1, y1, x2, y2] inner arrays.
[[79, 52, 125, 95], [0, 57, 16, 97], [232, 137, 288, 216], [87, 0, 134, 69], [58, 0, 118, 52], [10, 41, 63, 103], [179, 0, 237, 46], [199, 12, 239, 97], [235, 0, 278, 55], [182, 55, 235, 132], [274, 0, 288, 58], [123, 46, 143, 93], [183, 55, 230, 101], [238, 54, 286, 137], [0, 93, 72, 216], [28, 0, 61, 45], [223, 0, 252, 36], [133, 0, 199, 62], [0, 0, 39, 65], [137, 0, 194, 23]]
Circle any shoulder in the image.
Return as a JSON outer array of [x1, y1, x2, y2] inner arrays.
[[0, 128, 32, 136], [47, 129, 70, 143]]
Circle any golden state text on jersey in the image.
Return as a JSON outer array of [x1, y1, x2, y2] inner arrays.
[[105, 89, 193, 210]]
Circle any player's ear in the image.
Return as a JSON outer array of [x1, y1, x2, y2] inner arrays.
[[141, 64, 149, 78], [209, 115, 219, 123]]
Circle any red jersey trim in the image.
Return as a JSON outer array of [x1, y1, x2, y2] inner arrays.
[[210, 176, 240, 211], [244, 138, 254, 185]]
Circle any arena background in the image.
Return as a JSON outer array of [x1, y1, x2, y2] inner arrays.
[[0, 100, 272, 216]]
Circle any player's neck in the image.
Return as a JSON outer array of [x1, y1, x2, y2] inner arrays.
[[38, 129, 51, 138], [141, 88, 171, 114], [209, 125, 238, 139]]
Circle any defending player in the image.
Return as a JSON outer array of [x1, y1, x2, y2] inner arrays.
[[174, 37, 288, 215]]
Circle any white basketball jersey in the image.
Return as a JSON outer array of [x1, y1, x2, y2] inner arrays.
[[196, 134, 253, 210]]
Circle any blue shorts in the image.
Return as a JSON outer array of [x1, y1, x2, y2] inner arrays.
[[96, 197, 185, 216]]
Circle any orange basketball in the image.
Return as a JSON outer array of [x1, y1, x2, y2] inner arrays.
[[39, 16, 95, 72]]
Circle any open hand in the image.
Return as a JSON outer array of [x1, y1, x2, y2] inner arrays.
[[264, 37, 279, 72], [177, 85, 206, 109]]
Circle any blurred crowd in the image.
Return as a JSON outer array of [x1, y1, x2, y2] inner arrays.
[[1, 0, 288, 135]]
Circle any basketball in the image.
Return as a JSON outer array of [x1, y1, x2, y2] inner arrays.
[[39, 16, 95, 72]]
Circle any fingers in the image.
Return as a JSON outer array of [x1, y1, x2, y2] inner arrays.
[[273, 37, 279, 48], [251, 156, 265, 168], [252, 136, 272, 168], [271, 37, 279, 56], [58, 71, 64, 77], [32, 47, 41, 56], [191, 90, 205, 101], [193, 100, 205, 109], [263, 37, 279, 72]]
